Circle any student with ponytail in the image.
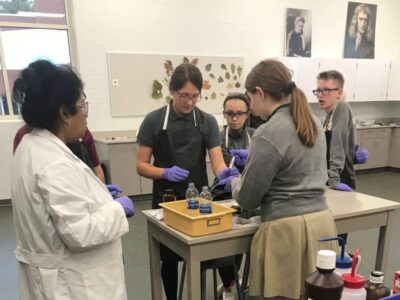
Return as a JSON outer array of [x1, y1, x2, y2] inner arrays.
[[219, 59, 338, 299]]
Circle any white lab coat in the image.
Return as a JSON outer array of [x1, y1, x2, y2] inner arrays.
[[11, 129, 129, 300]]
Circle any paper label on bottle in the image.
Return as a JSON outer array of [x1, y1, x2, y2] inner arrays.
[[395, 279, 400, 288]]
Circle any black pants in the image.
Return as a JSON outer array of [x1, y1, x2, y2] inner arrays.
[[160, 244, 182, 300], [217, 254, 243, 287]]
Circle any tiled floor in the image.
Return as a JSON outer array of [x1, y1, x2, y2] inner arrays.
[[0, 170, 399, 300]]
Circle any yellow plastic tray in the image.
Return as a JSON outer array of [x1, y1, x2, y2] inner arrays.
[[159, 199, 236, 237]]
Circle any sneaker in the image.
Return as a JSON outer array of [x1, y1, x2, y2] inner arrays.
[[222, 291, 236, 300], [217, 283, 224, 298], [218, 280, 241, 299]]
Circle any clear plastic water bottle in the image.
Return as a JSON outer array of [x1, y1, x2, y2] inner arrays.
[[185, 182, 199, 209], [199, 186, 213, 213], [199, 186, 212, 200]]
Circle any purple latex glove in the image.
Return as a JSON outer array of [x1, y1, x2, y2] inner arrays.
[[334, 183, 353, 192], [218, 175, 237, 192], [162, 166, 190, 182], [106, 184, 123, 198], [217, 167, 239, 181], [230, 149, 249, 167], [354, 145, 369, 164], [115, 196, 135, 217]]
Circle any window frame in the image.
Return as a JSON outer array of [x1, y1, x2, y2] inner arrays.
[[0, 0, 76, 119]]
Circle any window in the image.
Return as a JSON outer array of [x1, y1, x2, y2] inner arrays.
[[0, 0, 73, 117]]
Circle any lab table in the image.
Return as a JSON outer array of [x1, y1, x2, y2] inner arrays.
[[143, 189, 400, 300]]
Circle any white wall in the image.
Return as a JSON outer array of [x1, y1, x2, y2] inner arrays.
[[1, 0, 400, 200]]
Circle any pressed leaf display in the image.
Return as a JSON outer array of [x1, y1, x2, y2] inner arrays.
[[151, 80, 163, 100], [230, 63, 236, 74]]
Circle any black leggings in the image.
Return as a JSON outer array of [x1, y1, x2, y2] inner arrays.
[[161, 260, 179, 300], [160, 244, 182, 300], [217, 254, 243, 287]]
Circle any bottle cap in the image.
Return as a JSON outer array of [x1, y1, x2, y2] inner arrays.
[[336, 253, 353, 269], [316, 250, 336, 270], [370, 271, 384, 283], [341, 247, 365, 289], [319, 237, 352, 269], [341, 273, 365, 288], [202, 186, 209, 192], [188, 182, 195, 187]]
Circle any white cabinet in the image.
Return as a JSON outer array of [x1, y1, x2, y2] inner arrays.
[[278, 57, 319, 103], [353, 60, 390, 102], [278, 57, 393, 102], [389, 128, 400, 168], [297, 58, 321, 103], [95, 141, 142, 196], [387, 61, 400, 101], [140, 176, 153, 194]]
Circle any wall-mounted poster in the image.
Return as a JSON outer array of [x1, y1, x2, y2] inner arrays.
[[343, 2, 377, 59], [285, 8, 312, 57], [107, 53, 244, 116]]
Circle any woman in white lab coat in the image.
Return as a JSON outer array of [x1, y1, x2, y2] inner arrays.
[[11, 60, 134, 300]]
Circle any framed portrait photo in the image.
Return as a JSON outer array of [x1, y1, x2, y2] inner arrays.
[[343, 2, 377, 59], [285, 8, 312, 57]]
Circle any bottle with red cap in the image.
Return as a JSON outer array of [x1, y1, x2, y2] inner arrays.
[[341, 248, 366, 300]]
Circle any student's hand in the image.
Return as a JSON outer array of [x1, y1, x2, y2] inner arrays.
[[217, 167, 239, 181], [162, 166, 190, 182], [115, 196, 135, 217], [230, 149, 249, 167], [218, 175, 237, 192], [106, 184, 123, 198], [354, 145, 369, 164], [334, 183, 353, 192]]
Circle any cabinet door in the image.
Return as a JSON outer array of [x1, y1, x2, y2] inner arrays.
[[359, 139, 378, 169], [389, 128, 400, 168], [354, 60, 390, 101], [387, 61, 400, 101], [277, 57, 319, 103], [375, 138, 391, 167], [109, 143, 142, 196], [297, 58, 321, 103], [140, 176, 153, 194]]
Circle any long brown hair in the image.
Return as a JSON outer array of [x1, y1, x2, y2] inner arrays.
[[245, 59, 317, 147]]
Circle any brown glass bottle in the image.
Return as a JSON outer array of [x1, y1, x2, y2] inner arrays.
[[305, 250, 344, 300], [365, 271, 391, 300]]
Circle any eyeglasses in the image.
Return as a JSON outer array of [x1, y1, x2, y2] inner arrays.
[[312, 88, 340, 96], [223, 111, 249, 118], [75, 102, 89, 115], [176, 91, 202, 103]]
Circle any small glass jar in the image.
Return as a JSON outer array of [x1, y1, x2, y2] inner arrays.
[[162, 189, 176, 203]]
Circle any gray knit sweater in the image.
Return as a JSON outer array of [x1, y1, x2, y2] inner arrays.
[[232, 106, 328, 222]]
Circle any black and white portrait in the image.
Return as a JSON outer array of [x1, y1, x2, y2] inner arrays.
[[285, 8, 312, 57], [344, 2, 377, 59]]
